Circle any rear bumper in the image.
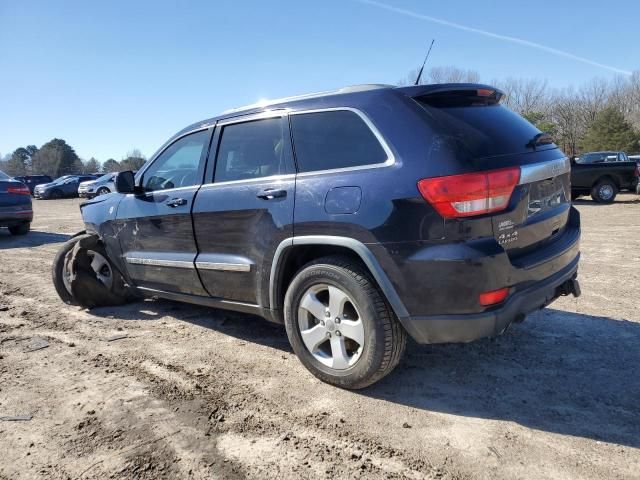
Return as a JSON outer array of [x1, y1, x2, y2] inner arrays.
[[0, 209, 33, 226], [400, 256, 580, 343], [370, 206, 581, 344]]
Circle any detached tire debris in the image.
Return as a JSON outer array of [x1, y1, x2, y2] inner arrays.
[[52, 233, 135, 309]]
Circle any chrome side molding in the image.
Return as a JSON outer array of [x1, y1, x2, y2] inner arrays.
[[125, 256, 250, 272], [126, 257, 194, 269], [195, 262, 250, 272]]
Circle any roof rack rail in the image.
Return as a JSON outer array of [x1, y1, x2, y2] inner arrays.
[[221, 84, 393, 114]]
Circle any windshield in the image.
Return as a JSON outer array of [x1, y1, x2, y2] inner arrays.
[[97, 173, 113, 182], [576, 152, 617, 163], [0, 170, 9, 180]]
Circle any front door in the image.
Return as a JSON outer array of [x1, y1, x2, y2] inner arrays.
[[192, 113, 295, 306], [116, 128, 212, 296]]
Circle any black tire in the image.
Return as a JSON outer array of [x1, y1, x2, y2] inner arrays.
[[8, 223, 30, 236], [52, 233, 134, 308], [571, 192, 580, 201], [50, 189, 63, 200], [591, 179, 618, 203], [96, 187, 111, 196], [284, 255, 406, 389]]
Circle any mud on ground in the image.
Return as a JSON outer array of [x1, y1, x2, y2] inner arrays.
[[0, 195, 639, 479]]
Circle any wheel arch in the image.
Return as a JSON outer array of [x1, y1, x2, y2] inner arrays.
[[269, 236, 409, 320], [591, 174, 620, 189]]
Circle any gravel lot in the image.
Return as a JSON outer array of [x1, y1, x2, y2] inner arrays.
[[1, 195, 639, 479]]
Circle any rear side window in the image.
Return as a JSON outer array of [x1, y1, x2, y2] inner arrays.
[[214, 117, 287, 183], [415, 95, 549, 159], [290, 110, 388, 173]]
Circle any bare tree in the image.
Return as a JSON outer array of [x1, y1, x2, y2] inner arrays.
[[577, 78, 610, 126], [548, 87, 584, 157], [399, 65, 480, 86], [496, 78, 549, 116]]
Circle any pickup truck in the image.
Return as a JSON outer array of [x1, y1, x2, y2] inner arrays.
[[570, 151, 639, 202]]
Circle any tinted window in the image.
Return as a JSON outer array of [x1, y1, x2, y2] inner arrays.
[[143, 129, 209, 191], [290, 110, 387, 173], [415, 98, 549, 159], [214, 117, 287, 183]]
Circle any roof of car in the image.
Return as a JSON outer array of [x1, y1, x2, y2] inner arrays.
[[165, 82, 499, 148]]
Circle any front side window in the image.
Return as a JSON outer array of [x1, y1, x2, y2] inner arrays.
[[290, 110, 388, 173], [143, 129, 209, 191], [214, 117, 287, 183]]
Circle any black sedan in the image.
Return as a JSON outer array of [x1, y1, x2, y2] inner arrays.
[[0, 170, 32, 235]]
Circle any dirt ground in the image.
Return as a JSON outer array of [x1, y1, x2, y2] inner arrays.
[[0, 194, 639, 479]]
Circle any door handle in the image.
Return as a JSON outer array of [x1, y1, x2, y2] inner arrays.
[[256, 188, 287, 200], [166, 198, 188, 208]]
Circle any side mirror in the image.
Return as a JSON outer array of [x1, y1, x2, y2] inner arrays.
[[114, 171, 137, 194]]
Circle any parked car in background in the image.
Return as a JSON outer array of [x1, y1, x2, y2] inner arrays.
[[33, 174, 98, 199], [0, 169, 32, 235], [570, 151, 639, 202], [78, 173, 116, 198], [52, 83, 582, 388], [12, 175, 53, 195]]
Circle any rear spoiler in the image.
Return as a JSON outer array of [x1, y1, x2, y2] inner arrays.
[[396, 83, 505, 105]]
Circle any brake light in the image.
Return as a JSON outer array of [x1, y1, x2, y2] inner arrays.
[[479, 287, 509, 306], [7, 185, 30, 195], [476, 88, 495, 97], [634, 164, 639, 177], [417, 167, 520, 218]]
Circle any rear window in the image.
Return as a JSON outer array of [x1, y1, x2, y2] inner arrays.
[[290, 110, 388, 173], [576, 152, 617, 163], [415, 95, 549, 159]]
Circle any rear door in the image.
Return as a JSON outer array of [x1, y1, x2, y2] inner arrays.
[[192, 112, 295, 306], [116, 128, 212, 295]]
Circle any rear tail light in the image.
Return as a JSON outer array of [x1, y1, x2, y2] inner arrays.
[[7, 185, 30, 195], [479, 287, 509, 306], [634, 164, 639, 177], [417, 167, 520, 218]]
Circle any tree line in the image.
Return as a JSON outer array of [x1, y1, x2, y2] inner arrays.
[[402, 67, 640, 156], [0, 140, 147, 178]]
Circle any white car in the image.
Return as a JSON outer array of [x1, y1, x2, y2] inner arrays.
[[78, 173, 116, 198]]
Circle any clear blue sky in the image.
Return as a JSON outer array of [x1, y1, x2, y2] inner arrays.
[[1, 0, 638, 162]]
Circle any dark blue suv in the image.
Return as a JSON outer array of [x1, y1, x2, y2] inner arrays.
[[52, 84, 581, 388]]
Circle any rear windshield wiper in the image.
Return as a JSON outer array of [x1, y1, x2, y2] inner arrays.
[[526, 132, 554, 150]]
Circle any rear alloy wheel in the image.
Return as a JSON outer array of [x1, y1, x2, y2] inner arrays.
[[591, 180, 617, 203], [96, 187, 110, 196], [284, 255, 406, 389], [8, 223, 30, 236], [297, 283, 365, 370]]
